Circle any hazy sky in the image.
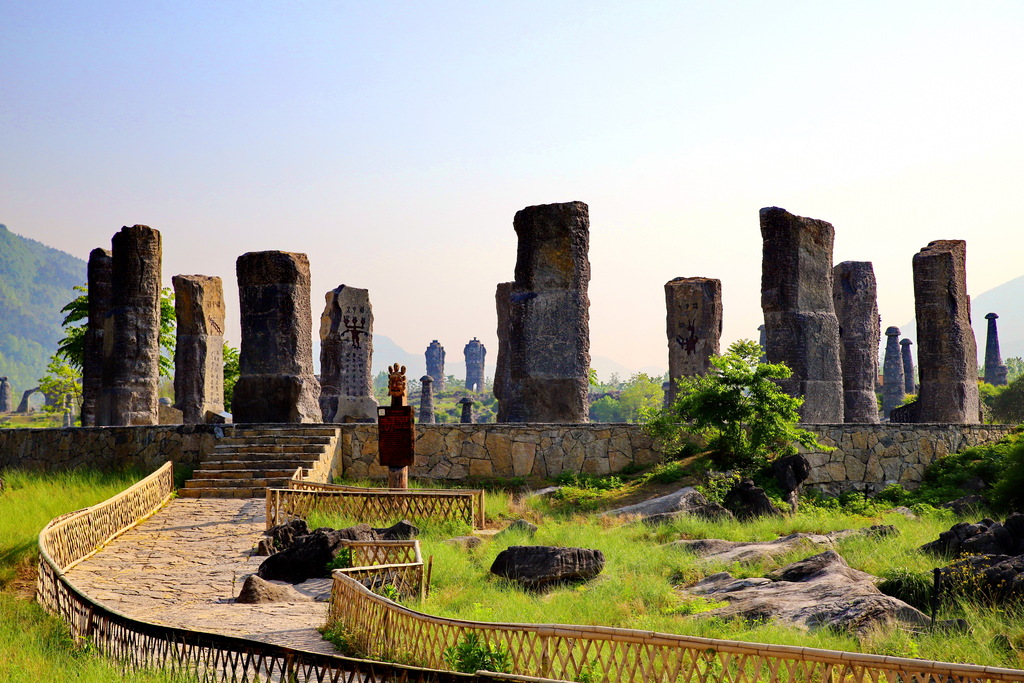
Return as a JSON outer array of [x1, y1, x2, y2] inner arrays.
[[3, 1, 1023, 377]]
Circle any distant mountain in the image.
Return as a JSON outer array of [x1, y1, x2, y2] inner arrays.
[[0, 225, 86, 394]]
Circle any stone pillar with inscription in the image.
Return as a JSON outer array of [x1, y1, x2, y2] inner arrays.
[[984, 313, 1009, 386], [664, 277, 722, 406], [760, 207, 844, 423], [832, 261, 880, 423], [882, 326, 905, 421], [172, 275, 225, 423], [464, 338, 486, 392], [900, 339, 916, 394], [425, 340, 446, 391], [97, 225, 162, 426], [81, 248, 112, 426], [459, 397, 475, 424], [233, 251, 322, 423], [0, 377, 11, 413], [319, 285, 378, 422], [378, 364, 414, 489], [495, 201, 591, 423], [418, 375, 435, 424], [913, 240, 979, 423]]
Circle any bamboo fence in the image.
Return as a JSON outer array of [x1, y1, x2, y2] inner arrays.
[[335, 539, 426, 600], [329, 570, 1024, 683], [267, 481, 485, 530]]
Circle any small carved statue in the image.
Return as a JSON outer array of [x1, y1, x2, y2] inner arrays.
[[387, 363, 407, 406]]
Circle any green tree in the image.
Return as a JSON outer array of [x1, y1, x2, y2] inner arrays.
[[223, 343, 240, 411], [1006, 357, 1024, 384], [989, 376, 1024, 425], [589, 395, 623, 422], [644, 340, 828, 470], [37, 356, 82, 420], [618, 372, 664, 422]]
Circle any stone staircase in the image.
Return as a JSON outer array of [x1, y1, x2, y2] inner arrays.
[[180, 426, 340, 498]]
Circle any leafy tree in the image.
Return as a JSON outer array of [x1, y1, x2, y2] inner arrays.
[[1006, 357, 1024, 384], [989, 376, 1024, 425], [589, 395, 622, 422], [223, 343, 240, 411], [37, 356, 82, 420], [644, 340, 828, 471], [618, 372, 664, 422]]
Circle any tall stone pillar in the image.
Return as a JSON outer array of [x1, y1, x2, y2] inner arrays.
[[81, 248, 112, 426], [984, 313, 1009, 386], [494, 281, 514, 416], [912, 240, 979, 423], [319, 285, 377, 422], [96, 225, 162, 426], [234, 251, 322, 423], [0, 377, 11, 412], [464, 338, 486, 392], [459, 397, 474, 424], [758, 324, 767, 362], [172, 275, 225, 423], [425, 340, 446, 390], [832, 261, 880, 423], [664, 277, 722, 406], [418, 375, 435, 424], [760, 207, 844, 422], [900, 339, 916, 394], [882, 327, 905, 420], [495, 202, 590, 422]]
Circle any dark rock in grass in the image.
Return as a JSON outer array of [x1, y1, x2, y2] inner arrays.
[[445, 536, 483, 549], [496, 519, 538, 539], [772, 454, 811, 495], [722, 478, 781, 520], [490, 545, 605, 590], [920, 513, 1024, 557], [373, 520, 419, 540], [939, 554, 1024, 604], [264, 519, 309, 552], [236, 575, 311, 604], [602, 486, 733, 522], [940, 495, 987, 516], [687, 550, 930, 636], [669, 527, 897, 565]]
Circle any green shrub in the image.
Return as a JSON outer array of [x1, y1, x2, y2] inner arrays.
[[988, 439, 1024, 512], [325, 548, 353, 572], [877, 568, 933, 611], [442, 633, 512, 673]]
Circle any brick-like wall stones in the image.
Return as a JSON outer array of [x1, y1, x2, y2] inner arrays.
[[234, 251, 322, 423], [0, 377, 11, 412], [664, 277, 722, 406], [496, 201, 591, 423], [97, 226, 162, 426], [172, 275, 225, 423], [882, 326, 905, 420], [912, 240, 979, 423], [418, 375, 435, 424], [464, 338, 486, 392], [319, 285, 377, 423], [832, 262, 880, 423], [984, 313, 1009, 386], [760, 207, 844, 422], [82, 248, 112, 426], [425, 340, 446, 391]]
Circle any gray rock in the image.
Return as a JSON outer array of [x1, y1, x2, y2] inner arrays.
[[172, 275, 226, 423], [687, 550, 930, 636], [603, 486, 733, 522], [491, 545, 605, 590], [941, 495, 987, 516], [723, 478, 781, 520], [921, 514, 1024, 557], [445, 536, 483, 549], [319, 284, 377, 423], [664, 277, 722, 407], [668, 527, 895, 565], [832, 262, 880, 423], [496, 519, 538, 538], [236, 574, 312, 604]]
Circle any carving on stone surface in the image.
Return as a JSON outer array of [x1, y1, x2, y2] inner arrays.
[[676, 318, 700, 355], [388, 364, 407, 406], [340, 315, 368, 348]]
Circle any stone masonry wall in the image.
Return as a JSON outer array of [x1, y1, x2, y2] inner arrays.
[[1, 423, 1015, 496]]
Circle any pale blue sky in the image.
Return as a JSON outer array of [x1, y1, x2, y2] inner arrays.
[[3, 1, 1023, 375]]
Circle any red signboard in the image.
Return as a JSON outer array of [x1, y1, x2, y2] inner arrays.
[[378, 405, 415, 468]]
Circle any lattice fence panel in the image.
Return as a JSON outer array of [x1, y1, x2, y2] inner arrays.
[[267, 487, 482, 530]]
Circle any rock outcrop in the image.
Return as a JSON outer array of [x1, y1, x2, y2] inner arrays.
[[490, 545, 605, 590], [603, 486, 732, 523]]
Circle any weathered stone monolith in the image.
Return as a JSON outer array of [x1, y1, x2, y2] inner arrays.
[[984, 313, 1009, 386], [459, 397, 474, 424], [464, 338, 486, 392], [233, 251, 322, 423], [664, 277, 722, 406], [832, 262, 879, 423], [319, 285, 377, 423], [0, 377, 11, 412], [912, 240, 979, 423], [96, 225, 162, 426], [418, 375, 435, 424], [425, 340, 446, 391], [760, 207, 844, 422], [495, 201, 591, 423], [81, 248, 112, 426], [758, 324, 767, 362], [882, 327, 905, 420], [900, 339, 916, 394], [172, 275, 225, 423]]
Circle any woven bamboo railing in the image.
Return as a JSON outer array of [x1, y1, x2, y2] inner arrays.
[[267, 482, 485, 530], [329, 571, 1024, 683], [335, 539, 425, 601]]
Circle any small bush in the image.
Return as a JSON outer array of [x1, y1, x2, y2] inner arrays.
[[442, 633, 512, 673], [325, 548, 353, 572]]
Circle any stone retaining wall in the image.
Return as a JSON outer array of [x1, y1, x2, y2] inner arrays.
[[1, 423, 1016, 495]]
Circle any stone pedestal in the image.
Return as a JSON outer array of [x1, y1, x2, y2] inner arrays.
[[319, 285, 377, 423], [464, 338, 486, 392], [81, 248, 112, 426], [0, 377, 11, 412], [418, 375, 435, 424], [984, 313, 1009, 386], [172, 275, 225, 423], [425, 340, 446, 390], [97, 225, 162, 426], [912, 240, 979, 423], [900, 339, 916, 394], [234, 251, 322, 423], [495, 201, 591, 423], [459, 397, 474, 424], [664, 277, 722, 406], [832, 262, 879, 423], [882, 327, 905, 420], [760, 207, 844, 422]]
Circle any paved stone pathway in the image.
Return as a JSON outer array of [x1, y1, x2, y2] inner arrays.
[[66, 498, 338, 655]]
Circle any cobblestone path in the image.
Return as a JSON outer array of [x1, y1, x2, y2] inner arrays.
[[66, 498, 337, 655]]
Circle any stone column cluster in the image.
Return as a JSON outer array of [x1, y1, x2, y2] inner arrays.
[[664, 277, 722, 406], [172, 275, 226, 423], [319, 285, 377, 423], [425, 340, 446, 390], [464, 338, 486, 392], [495, 201, 591, 423], [832, 261, 880, 423]]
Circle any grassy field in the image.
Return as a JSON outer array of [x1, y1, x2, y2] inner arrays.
[[0, 467, 184, 681]]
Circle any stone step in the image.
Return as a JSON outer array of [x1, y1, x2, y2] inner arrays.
[[202, 452, 323, 464], [178, 487, 265, 499], [202, 459, 319, 471], [213, 443, 329, 454], [189, 468, 301, 480], [222, 428, 340, 438], [183, 476, 292, 490], [216, 436, 334, 446]]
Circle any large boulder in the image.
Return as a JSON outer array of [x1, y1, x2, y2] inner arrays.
[[668, 527, 897, 565], [263, 519, 309, 553], [257, 529, 344, 583], [920, 514, 1024, 557], [235, 575, 312, 604], [602, 486, 732, 522], [686, 550, 930, 636], [722, 479, 781, 520], [491, 546, 605, 590]]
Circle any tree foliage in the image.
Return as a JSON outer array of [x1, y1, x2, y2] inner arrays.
[[223, 343, 240, 411], [987, 376, 1024, 425], [37, 356, 82, 418], [644, 340, 827, 470]]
